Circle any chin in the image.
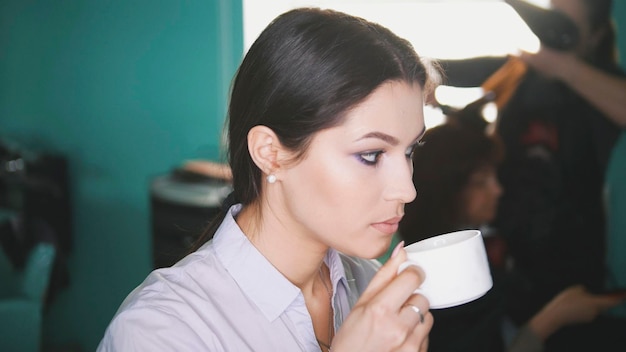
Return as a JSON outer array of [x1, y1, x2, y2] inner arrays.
[[342, 242, 389, 260], [365, 241, 393, 259]]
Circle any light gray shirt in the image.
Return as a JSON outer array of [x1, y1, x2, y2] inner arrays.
[[97, 204, 380, 351]]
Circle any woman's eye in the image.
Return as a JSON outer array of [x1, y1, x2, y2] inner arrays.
[[358, 151, 383, 165]]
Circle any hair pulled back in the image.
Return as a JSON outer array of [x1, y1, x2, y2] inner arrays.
[[192, 7, 431, 250]]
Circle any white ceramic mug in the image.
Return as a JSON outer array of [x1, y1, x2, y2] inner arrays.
[[398, 229, 493, 309]]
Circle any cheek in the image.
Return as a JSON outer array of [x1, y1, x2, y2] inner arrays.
[[287, 157, 365, 221], [286, 156, 386, 248], [465, 190, 493, 219], [477, 193, 499, 220]]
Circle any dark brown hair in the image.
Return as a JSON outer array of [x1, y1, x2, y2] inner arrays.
[[399, 117, 503, 244], [190, 8, 432, 251]]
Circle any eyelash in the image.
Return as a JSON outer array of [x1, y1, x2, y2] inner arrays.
[[357, 151, 383, 166], [357, 141, 423, 166], [409, 141, 424, 159]]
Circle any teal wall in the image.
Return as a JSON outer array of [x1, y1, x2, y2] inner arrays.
[[0, 0, 242, 350], [616, 1, 626, 67]]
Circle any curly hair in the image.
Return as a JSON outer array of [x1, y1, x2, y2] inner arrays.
[[399, 117, 503, 244]]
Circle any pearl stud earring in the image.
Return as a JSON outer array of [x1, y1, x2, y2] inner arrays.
[[267, 174, 277, 184]]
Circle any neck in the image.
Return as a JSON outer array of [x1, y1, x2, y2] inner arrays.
[[235, 201, 335, 350], [235, 201, 329, 290], [315, 264, 334, 351]]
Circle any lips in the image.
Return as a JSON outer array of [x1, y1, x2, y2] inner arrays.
[[372, 216, 403, 235]]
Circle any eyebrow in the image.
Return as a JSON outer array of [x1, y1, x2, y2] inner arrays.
[[356, 131, 399, 145], [356, 125, 427, 146]]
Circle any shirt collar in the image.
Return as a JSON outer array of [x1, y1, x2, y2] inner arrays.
[[212, 204, 347, 322]]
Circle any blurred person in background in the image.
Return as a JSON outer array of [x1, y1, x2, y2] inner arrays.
[[433, 1, 626, 350], [399, 100, 626, 352]]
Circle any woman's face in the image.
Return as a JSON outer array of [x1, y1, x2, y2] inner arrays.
[[279, 80, 425, 258], [460, 166, 503, 226]]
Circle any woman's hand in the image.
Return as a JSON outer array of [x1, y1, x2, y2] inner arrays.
[[331, 242, 432, 352]]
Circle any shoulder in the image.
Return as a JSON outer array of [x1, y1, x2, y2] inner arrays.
[[97, 298, 222, 351], [98, 245, 228, 350]]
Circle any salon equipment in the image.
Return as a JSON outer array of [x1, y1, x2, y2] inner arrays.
[[0, 242, 56, 352], [0, 141, 71, 305], [505, 0, 580, 51], [150, 169, 231, 268]]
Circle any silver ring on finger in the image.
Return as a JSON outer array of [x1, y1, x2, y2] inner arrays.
[[403, 303, 425, 324]]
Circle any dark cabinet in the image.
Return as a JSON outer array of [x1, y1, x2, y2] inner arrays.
[[150, 171, 231, 269]]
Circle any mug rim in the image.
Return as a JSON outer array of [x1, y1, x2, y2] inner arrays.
[[405, 229, 481, 253]]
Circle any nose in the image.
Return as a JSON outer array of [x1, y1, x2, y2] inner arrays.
[[384, 159, 417, 204]]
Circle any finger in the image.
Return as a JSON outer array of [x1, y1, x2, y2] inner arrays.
[[594, 294, 626, 309], [398, 294, 430, 327], [395, 308, 433, 352], [358, 242, 408, 302], [370, 263, 426, 311], [418, 336, 430, 352], [399, 304, 425, 327]]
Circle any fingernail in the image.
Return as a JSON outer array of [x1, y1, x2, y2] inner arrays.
[[391, 241, 405, 258]]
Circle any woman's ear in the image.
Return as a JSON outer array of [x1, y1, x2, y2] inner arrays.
[[247, 125, 282, 177]]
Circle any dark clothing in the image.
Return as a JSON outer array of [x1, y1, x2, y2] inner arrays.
[[427, 274, 506, 352], [440, 56, 624, 351], [399, 229, 511, 352], [496, 70, 619, 321]]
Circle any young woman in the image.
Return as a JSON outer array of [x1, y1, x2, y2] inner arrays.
[[98, 8, 435, 352]]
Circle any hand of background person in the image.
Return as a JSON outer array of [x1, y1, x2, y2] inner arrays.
[[517, 47, 626, 127], [528, 284, 626, 341], [331, 243, 433, 352], [517, 46, 576, 80]]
